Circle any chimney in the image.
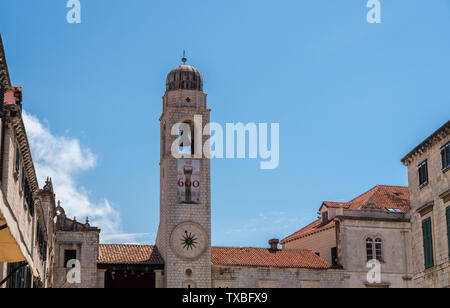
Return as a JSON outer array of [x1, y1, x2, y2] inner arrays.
[[269, 239, 280, 251]]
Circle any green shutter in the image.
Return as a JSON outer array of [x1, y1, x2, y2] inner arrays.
[[422, 218, 434, 269], [447, 207, 450, 258]]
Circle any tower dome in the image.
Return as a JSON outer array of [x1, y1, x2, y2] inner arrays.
[[166, 64, 203, 92]]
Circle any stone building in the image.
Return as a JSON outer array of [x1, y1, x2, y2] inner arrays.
[[0, 34, 54, 288], [401, 121, 450, 288], [52, 203, 104, 288], [281, 185, 413, 288], [2, 29, 447, 288]]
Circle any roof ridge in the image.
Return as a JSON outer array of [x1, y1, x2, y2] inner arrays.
[[99, 243, 154, 247], [346, 185, 379, 204], [212, 246, 315, 252], [374, 184, 408, 189]]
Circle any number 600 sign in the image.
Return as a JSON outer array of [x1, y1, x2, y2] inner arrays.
[[178, 179, 200, 188]]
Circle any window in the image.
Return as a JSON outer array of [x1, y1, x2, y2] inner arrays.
[[387, 208, 402, 213], [422, 218, 434, 269], [331, 247, 338, 265], [7, 262, 32, 289], [366, 238, 383, 262], [366, 238, 374, 261], [178, 121, 194, 155], [446, 207, 450, 258], [64, 250, 77, 268], [15, 146, 20, 174], [21, 165, 25, 190], [418, 160, 429, 188], [36, 222, 47, 261], [441, 142, 450, 172], [322, 212, 328, 224], [375, 238, 383, 262], [24, 178, 34, 217]]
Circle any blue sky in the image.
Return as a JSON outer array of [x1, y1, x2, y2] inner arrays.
[[1, 0, 449, 246]]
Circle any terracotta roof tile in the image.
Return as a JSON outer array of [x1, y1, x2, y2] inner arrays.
[[281, 219, 335, 244], [98, 244, 332, 269], [98, 244, 164, 265], [281, 185, 410, 244], [211, 247, 331, 269], [322, 201, 346, 209], [345, 185, 409, 212]]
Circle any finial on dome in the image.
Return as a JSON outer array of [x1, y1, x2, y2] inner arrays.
[[182, 49, 187, 64]]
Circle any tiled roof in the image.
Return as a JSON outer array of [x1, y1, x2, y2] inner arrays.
[[344, 185, 409, 212], [281, 185, 410, 244], [211, 247, 332, 269], [322, 201, 346, 209], [98, 244, 164, 265], [281, 219, 335, 244], [98, 244, 332, 269]]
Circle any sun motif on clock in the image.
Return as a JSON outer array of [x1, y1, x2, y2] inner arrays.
[[170, 222, 208, 260], [180, 231, 198, 251]]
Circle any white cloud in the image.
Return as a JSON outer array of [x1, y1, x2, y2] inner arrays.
[[22, 111, 146, 243]]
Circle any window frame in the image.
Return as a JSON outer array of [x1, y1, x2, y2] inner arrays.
[[375, 238, 383, 262], [178, 121, 195, 156], [366, 238, 374, 262], [441, 142, 450, 173], [366, 238, 383, 262], [422, 217, 435, 270], [15, 146, 20, 174], [64, 250, 77, 268], [418, 160, 429, 189], [322, 212, 329, 224]]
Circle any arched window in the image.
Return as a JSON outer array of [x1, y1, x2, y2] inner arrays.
[[178, 121, 194, 155], [366, 238, 374, 261], [366, 237, 383, 262]]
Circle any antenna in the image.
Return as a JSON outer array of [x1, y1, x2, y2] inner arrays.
[[182, 49, 187, 64]]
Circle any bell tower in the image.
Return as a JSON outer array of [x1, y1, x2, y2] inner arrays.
[[155, 57, 212, 288]]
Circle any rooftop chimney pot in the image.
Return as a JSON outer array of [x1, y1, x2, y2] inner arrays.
[[269, 239, 280, 251]]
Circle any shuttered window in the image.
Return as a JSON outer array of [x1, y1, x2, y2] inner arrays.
[[418, 160, 429, 188], [422, 218, 434, 269], [15, 146, 20, 174], [7, 262, 31, 288], [331, 247, 338, 265], [36, 221, 47, 262], [442, 142, 450, 172]]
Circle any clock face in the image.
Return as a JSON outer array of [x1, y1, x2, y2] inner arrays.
[[170, 222, 208, 260]]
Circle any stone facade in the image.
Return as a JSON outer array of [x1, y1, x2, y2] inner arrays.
[[281, 185, 413, 288], [0, 35, 54, 288], [156, 65, 212, 288], [335, 207, 412, 288], [53, 204, 104, 288], [212, 265, 344, 288], [402, 121, 450, 288]]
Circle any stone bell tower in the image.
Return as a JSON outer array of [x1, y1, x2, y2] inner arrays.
[[155, 56, 211, 288]]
